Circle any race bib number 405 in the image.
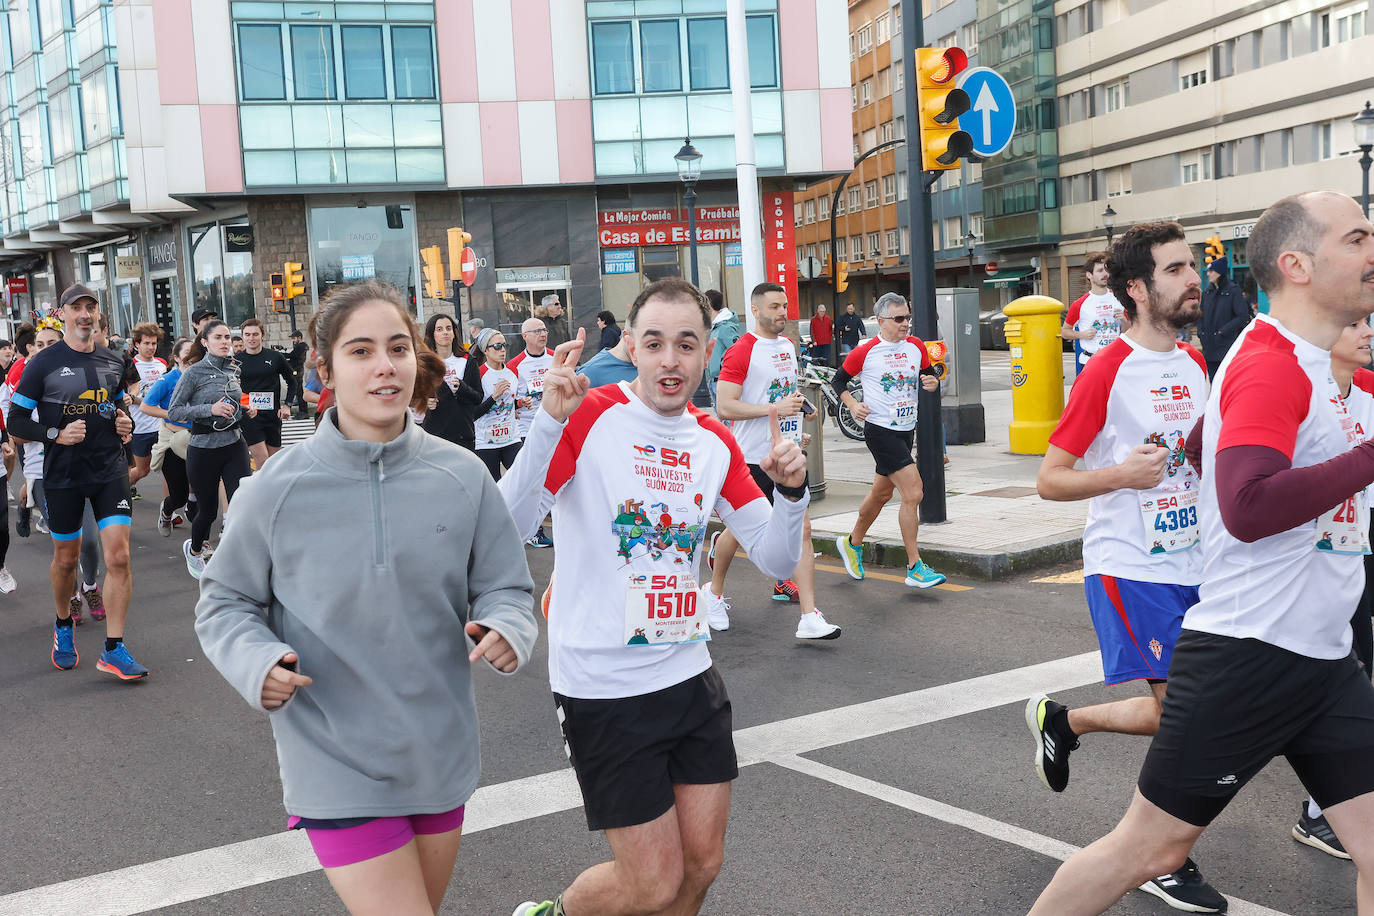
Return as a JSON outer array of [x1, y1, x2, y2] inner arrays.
[[624, 574, 710, 647], [1139, 489, 1199, 555]]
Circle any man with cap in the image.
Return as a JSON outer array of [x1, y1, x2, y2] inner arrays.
[[191, 307, 218, 334], [7, 284, 146, 679], [1197, 256, 1252, 379]]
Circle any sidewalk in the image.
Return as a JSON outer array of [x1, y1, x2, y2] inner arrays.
[[808, 351, 1085, 579]]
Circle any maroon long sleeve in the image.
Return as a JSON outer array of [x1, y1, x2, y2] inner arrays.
[[1214, 440, 1374, 543]]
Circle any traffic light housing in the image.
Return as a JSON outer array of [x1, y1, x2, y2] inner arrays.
[[915, 47, 974, 171], [447, 227, 472, 279], [421, 245, 445, 299], [835, 260, 850, 294], [283, 262, 305, 299], [269, 272, 286, 313], [1203, 235, 1226, 266]]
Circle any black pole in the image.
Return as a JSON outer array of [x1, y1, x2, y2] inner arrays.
[[828, 138, 905, 317], [901, 0, 945, 523], [1360, 148, 1372, 218], [685, 184, 700, 286], [968, 247, 975, 288]]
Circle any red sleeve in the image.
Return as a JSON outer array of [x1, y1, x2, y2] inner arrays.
[[5, 359, 23, 389], [506, 351, 525, 373], [1065, 294, 1088, 325], [841, 337, 880, 376], [691, 408, 767, 511], [478, 363, 489, 378], [1216, 351, 1311, 459], [717, 333, 756, 386], [906, 336, 932, 370], [157, 357, 168, 368], [1355, 368, 1374, 396], [1047, 342, 1128, 456], [1179, 343, 1207, 376]]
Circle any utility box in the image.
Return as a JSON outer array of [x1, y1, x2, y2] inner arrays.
[[798, 377, 827, 501], [935, 287, 985, 444]]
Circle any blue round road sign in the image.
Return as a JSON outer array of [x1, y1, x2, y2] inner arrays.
[[956, 67, 1016, 158]]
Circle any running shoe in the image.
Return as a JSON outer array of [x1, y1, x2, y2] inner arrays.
[[772, 579, 800, 602], [796, 609, 841, 640], [96, 643, 149, 681], [1138, 858, 1227, 913], [541, 584, 551, 619], [905, 561, 946, 589], [702, 587, 731, 631], [1025, 694, 1078, 793], [835, 534, 864, 580], [15, 506, 30, 538], [84, 585, 105, 621], [158, 512, 173, 537], [706, 530, 722, 572], [0, 566, 15, 594], [51, 622, 78, 670], [68, 593, 84, 626], [173, 507, 189, 526], [527, 530, 554, 548], [1292, 804, 1350, 859], [34, 513, 48, 534], [512, 902, 558, 916], [130, 486, 141, 501], [184, 539, 207, 580]]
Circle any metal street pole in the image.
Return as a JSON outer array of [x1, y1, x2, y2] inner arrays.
[[685, 183, 700, 286], [901, 0, 946, 523], [1360, 147, 1372, 219], [829, 139, 905, 316], [726, 0, 763, 331]]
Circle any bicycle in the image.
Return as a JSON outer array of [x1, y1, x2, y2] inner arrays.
[[798, 351, 865, 442]]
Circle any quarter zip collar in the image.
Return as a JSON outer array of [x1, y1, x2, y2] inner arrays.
[[306, 408, 426, 480]]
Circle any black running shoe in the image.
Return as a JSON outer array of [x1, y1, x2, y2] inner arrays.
[[1024, 694, 1077, 792], [1292, 805, 1350, 859], [15, 506, 30, 538], [1139, 858, 1228, 913]]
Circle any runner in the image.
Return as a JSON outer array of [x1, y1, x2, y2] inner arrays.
[[579, 315, 638, 388], [4, 323, 42, 536], [138, 338, 194, 537], [831, 292, 946, 589], [1028, 221, 1224, 913], [473, 328, 521, 479], [195, 279, 537, 916], [704, 281, 840, 640], [1062, 252, 1125, 377], [168, 319, 254, 579], [6, 284, 143, 679], [1027, 191, 1374, 916], [504, 277, 809, 916], [420, 313, 481, 450], [508, 317, 554, 547], [236, 318, 294, 470], [124, 322, 167, 499], [0, 409, 13, 593]]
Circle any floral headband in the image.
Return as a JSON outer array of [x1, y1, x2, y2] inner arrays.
[[36, 317, 63, 333]]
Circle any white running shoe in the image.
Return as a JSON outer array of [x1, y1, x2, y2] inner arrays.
[[0, 567, 15, 594], [34, 513, 49, 535], [796, 609, 841, 640], [701, 587, 731, 631], [183, 539, 207, 580]]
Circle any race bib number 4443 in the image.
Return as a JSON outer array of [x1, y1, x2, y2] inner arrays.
[[624, 574, 710, 646]]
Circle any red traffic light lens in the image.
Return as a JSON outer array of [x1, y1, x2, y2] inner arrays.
[[929, 48, 968, 83]]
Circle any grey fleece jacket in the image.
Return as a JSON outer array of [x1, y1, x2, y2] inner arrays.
[[194, 411, 538, 818], [167, 352, 245, 448]]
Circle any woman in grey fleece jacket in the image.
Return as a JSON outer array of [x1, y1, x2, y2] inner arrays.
[[194, 283, 538, 914]]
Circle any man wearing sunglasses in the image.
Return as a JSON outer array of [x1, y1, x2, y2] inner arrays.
[[509, 318, 554, 548], [830, 292, 946, 589]]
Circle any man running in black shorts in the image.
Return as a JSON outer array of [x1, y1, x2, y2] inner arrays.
[[7, 284, 145, 680], [236, 318, 294, 469]]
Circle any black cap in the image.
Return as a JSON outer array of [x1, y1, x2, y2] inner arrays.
[[59, 283, 99, 308], [291, 330, 303, 339], [191, 308, 218, 324]]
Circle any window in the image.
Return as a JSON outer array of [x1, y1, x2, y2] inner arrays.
[[835, 193, 846, 216], [868, 233, 881, 258], [876, 68, 891, 98], [850, 235, 863, 261], [1320, 122, 1334, 160], [885, 230, 899, 256], [895, 116, 904, 139], [851, 87, 858, 110], [238, 24, 286, 100], [805, 244, 817, 262], [856, 22, 873, 54], [835, 237, 847, 259], [969, 213, 983, 240], [1105, 163, 1132, 197], [688, 18, 730, 90], [900, 226, 910, 256], [861, 127, 877, 150], [794, 201, 804, 226], [641, 20, 683, 92], [849, 33, 857, 60], [804, 199, 816, 224], [1061, 171, 1093, 205], [898, 171, 908, 200], [944, 167, 961, 188], [747, 15, 778, 88], [864, 180, 879, 208], [943, 217, 963, 248], [936, 32, 957, 49], [848, 188, 862, 211], [1103, 79, 1128, 113], [882, 175, 897, 204], [818, 196, 829, 220], [1178, 49, 1209, 91], [931, 221, 940, 247], [291, 26, 336, 100], [1181, 148, 1212, 184], [860, 79, 873, 106], [392, 27, 435, 98], [341, 27, 387, 100], [875, 13, 891, 44], [962, 22, 979, 53], [1337, 3, 1366, 42], [591, 22, 635, 94], [967, 160, 982, 182], [893, 67, 904, 92]]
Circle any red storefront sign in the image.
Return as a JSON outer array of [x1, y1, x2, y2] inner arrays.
[[7, 277, 27, 294], [597, 207, 743, 247], [763, 191, 799, 319]]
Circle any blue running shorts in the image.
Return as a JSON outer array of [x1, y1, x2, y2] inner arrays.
[[1084, 574, 1198, 685]]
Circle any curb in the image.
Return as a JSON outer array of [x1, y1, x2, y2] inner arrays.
[[812, 532, 1082, 581]]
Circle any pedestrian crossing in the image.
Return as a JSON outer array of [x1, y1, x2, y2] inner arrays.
[[280, 417, 314, 448]]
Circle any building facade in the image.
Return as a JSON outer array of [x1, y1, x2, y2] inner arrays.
[[0, 0, 851, 349]]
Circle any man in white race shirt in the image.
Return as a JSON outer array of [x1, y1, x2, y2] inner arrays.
[[703, 281, 840, 640], [124, 322, 167, 497], [504, 278, 809, 916], [1029, 222, 1226, 913], [1028, 192, 1374, 915], [1062, 252, 1126, 377], [831, 292, 945, 589], [509, 317, 555, 548]]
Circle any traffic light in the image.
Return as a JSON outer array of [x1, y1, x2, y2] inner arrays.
[[1203, 235, 1226, 266], [447, 227, 472, 278], [269, 272, 286, 313], [915, 47, 974, 171], [284, 261, 305, 299], [835, 260, 850, 294], [421, 245, 445, 299]]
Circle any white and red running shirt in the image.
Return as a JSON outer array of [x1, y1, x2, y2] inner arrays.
[[716, 332, 803, 463], [498, 382, 809, 699], [442, 354, 468, 391], [475, 364, 519, 449], [1049, 336, 1208, 584], [840, 335, 933, 431], [1066, 291, 1125, 357], [507, 348, 552, 440], [1346, 368, 1374, 504], [1186, 315, 1365, 659], [128, 356, 168, 435]]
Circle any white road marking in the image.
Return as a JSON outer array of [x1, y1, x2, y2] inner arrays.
[[774, 755, 1293, 916]]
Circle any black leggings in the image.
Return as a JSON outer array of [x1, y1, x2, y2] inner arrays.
[[0, 484, 8, 566], [187, 440, 251, 553], [478, 442, 522, 480], [159, 450, 191, 520]]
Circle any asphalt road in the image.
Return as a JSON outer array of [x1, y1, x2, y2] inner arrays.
[[0, 477, 1357, 915]]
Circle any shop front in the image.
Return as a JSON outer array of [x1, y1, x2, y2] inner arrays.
[[307, 199, 420, 313], [596, 204, 746, 318], [186, 215, 255, 329]]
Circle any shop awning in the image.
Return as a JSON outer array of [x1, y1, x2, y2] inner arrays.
[[983, 268, 1033, 288]]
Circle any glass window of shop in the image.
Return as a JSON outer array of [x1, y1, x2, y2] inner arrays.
[[188, 219, 255, 329], [308, 202, 418, 309]]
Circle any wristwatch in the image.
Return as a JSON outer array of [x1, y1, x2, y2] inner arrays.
[[45, 427, 59, 441]]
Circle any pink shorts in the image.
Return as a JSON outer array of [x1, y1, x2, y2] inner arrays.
[[287, 806, 465, 868]]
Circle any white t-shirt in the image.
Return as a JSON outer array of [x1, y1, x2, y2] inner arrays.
[[442, 354, 467, 391], [1343, 368, 1374, 505], [1186, 315, 1365, 659], [129, 356, 168, 435], [839, 335, 932, 431], [475, 364, 519, 449], [1048, 336, 1209, 584], [715, 332, 803, 463], [1067, 291, 1125, 356], [507, 348, 552, 440]]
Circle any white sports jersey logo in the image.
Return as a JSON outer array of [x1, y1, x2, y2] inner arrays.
[[59, 367, 76, 377]]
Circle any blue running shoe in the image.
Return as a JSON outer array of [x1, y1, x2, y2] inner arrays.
[[52, 622, 78, 670], [96, 643, 149, 680], [835, 534, 865, 580], [905, 561, 946, 589]]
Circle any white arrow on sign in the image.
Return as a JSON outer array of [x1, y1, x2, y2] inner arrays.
[[973, 81, 998, 147]]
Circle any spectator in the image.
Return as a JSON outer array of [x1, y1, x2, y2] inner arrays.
[[540, 294, 570, 350], [809, 304, 834, 365], [466, 317, 484, 351], [1197, 256, 1252, 378], [286, 329, 308, 414], [835, 302, 864, 355], [595, 310, 621, 353], [705, 288, 742, 405]]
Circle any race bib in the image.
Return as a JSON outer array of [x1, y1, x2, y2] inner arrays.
[[248, 392, 274, 411], [1138, 489, 1199, 555], [891, 397, 916, 427], [778, 412, 803, 444], [486, 421, 514, 446], [1315, 494, 1371, 555], [624, 573, 710, 647]]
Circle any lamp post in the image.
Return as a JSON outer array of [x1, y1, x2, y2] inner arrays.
[[675, 138, 703, 286], [965, 232, 977, 288], [1354, 101, 1374, 218], [1103, 204, 1117, 247]]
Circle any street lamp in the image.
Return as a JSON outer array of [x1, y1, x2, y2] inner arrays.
[[964, 232, 977, 288], [675, 138, 703, 286], [1353, 101, 1374, 218], [1103, 204, 1117, 247]]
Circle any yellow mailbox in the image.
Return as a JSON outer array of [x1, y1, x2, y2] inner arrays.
[[1002, 295, 1067, 455]]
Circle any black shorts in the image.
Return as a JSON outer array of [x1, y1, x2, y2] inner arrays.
[[864, 423, 916, 477], [555, 666, 738, 832], [1138, 630, 1374, 826], [748, 463, 774, 504], [45, 476, 132, 540], [240, 412, 282, 448], [130, 431, 157, 458]]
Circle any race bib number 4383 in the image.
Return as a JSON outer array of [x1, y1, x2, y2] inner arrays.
[[624, 574, 710, 647], [1138, 489, 1199, 555]]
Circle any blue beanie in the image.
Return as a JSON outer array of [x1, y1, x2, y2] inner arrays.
[[1206, 256, 1229, 277]]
